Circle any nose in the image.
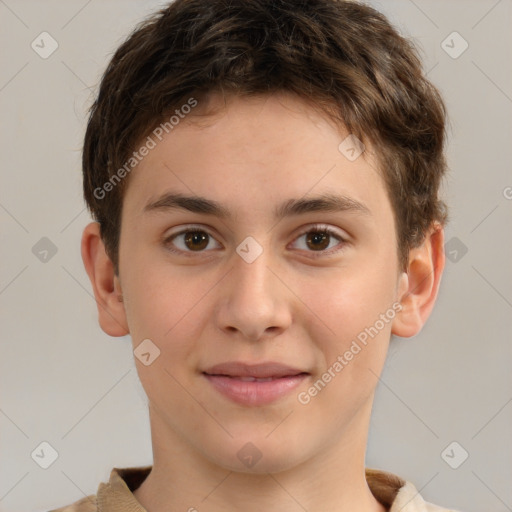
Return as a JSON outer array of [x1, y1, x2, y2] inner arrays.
[[214, 244, 292, 342]]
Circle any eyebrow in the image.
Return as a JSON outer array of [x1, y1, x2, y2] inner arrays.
[[143, 191, 372, 219]]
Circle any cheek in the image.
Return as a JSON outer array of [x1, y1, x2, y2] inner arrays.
[[300, 273, 394, 407], [122, 249, 194, 333], [302, 267, 394, 333], [122, 256, 212, 372], [293, 262, 398, 388]]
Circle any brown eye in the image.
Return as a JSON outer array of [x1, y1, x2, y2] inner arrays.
[[291, 225, 346, 256], [164, 227, 221, 255], [184, 231, 210, 251], [305, 231, 330, 251]]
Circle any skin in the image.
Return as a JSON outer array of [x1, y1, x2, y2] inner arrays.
[[82, 91, 445, 512]]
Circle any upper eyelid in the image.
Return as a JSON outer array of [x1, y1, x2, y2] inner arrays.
[[290, 224, 346, 243], [164, 224, 221, 244]]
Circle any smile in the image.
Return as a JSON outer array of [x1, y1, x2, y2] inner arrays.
[[202, 361, 310, 406]]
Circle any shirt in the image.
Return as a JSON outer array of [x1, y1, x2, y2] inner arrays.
[[48, 466, 460, 512]]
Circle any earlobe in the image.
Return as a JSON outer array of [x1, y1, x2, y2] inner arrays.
[[81, 221, 129, 337], [391, 224, 445, 338]]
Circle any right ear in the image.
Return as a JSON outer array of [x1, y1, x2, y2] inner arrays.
[[81, 221, 129, 337]]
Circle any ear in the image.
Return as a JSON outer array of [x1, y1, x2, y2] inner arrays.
[[81, 221, 129, 337], [392, 223, 445, 338]]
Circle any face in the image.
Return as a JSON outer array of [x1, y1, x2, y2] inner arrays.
[[115, 92, 408, 473]]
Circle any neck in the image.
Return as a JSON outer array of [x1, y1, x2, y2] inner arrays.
[[133, 403, 387, 512]]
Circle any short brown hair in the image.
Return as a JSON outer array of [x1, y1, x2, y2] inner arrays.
[[83, 0, 448, 274]]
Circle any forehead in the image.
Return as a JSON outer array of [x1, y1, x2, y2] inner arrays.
[[122, 92, 390, 224]]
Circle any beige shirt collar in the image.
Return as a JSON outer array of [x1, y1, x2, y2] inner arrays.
[[54, 465, 457, 512]]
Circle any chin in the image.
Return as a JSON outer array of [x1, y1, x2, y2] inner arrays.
[[203, 434, 311, 475]]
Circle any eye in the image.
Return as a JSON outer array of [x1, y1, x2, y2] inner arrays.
[[290, 224, 347, 256], [163, 226, 221, 255], [163, 224, 347, 257]]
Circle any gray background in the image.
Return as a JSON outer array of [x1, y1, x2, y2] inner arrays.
[[0, 1, 511, 511]]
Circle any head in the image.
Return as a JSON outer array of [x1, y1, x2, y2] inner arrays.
[[81, 0, 448, 473]]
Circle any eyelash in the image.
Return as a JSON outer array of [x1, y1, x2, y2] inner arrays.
[[162, 224, 348, 259]]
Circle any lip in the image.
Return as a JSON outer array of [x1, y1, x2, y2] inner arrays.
[[202, 361, 309, 406]]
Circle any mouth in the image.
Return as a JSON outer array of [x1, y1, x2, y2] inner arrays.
[[202, 361, 310, 406]]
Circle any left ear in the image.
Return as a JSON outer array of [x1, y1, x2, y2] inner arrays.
[[392, 223, 445, 338]]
